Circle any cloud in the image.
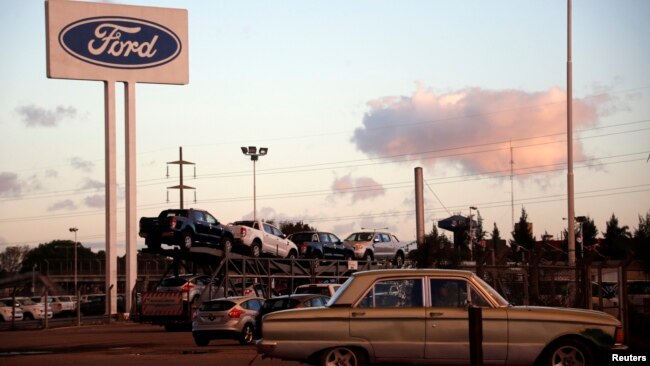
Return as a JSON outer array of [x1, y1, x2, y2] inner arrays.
[[331, 174, 385, 202], [0, 172, 21, 197], [16, 104, 77, 127], [48, 199, 76, 211], [84, 194, 105, 208], [80, 178, 104, 190], [70, 157, 94, 173], [352, 85, 611, 176]]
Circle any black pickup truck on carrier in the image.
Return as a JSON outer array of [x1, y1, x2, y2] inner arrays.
[[139, 208, 234, 252]]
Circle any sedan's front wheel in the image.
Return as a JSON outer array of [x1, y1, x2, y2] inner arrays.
[[544, 339, 593, 366], [320, 347, 366, 366]]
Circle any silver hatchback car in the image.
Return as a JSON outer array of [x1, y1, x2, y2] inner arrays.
[[192, 296, 264, 346]]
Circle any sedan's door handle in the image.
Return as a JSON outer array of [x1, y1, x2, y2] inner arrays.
[[429, 312, 444, 317], [351, 311, 366, 317]]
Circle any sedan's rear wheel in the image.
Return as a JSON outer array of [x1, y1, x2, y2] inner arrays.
[[320, 347, 366, 366], [544, 339, 593, 366]]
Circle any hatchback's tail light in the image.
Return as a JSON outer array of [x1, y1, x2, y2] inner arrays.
[[240, 227, 247, 237], [181, 282, 194, 292], [300, 243, 307, 254], [169, 217, 177, 229], [228, 308, 245, 318]]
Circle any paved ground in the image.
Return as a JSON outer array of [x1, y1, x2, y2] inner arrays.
[[0, 321, 299, 366]]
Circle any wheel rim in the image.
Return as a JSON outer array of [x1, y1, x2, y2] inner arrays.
[[252, 244, 260, 257], [183, 235, 192, 249], [242, 325, 253, 344], [550, 345, 585, 366], [223, 239, 232, 254], [396, 255, 404, 267], [324, 347, 358, 366]]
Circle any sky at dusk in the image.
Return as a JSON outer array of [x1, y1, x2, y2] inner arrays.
[[1, 0, 649, 255]]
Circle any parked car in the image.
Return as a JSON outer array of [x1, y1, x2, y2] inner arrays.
[[31, 296, 76, 317], [343, 231, 406, 266], [192, 296, 264, 346], [0, 299, 23, 322], [254, 294, 330, 339], [7, 297, 53, 320], [257, 269, 626, 366], [293, 283, 341, 297], [234, 281, 278, 299], [156, 274, 234, 306], [288, 231, 354, 260]]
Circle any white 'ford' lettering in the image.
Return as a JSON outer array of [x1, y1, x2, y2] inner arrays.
[[87, 23, 158, 58]]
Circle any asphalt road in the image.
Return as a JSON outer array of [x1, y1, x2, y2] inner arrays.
[[0, 321, 301, 366]]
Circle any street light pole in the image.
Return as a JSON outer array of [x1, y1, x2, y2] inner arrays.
[[69, 227, 78, 298], [69, 227, 80, 326], [240, 146, 268, 222]]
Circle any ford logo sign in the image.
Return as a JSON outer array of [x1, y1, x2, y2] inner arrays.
[[59, 16, 182, 69]]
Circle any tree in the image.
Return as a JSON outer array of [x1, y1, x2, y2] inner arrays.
[[633, 210, 650, 272], [0, 245, 30, 274], [510, 207, 536, 259], [409, 225, 455, 268], [602, 214, 632, 259], [21, 240, 98, 272], [279, 221, 317, 236]]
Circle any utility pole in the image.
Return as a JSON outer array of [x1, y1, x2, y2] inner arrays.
[[567, 0, 576, 265], [167, 146, 195, 209]]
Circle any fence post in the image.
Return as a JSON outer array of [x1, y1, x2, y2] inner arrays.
[[469, 306, 483, 366]]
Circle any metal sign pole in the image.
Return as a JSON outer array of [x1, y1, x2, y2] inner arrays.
[[104, 80, 118, 316], [125, 81, 137, 316]]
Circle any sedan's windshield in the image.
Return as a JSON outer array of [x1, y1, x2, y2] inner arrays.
[[473, 276, 510, 307]]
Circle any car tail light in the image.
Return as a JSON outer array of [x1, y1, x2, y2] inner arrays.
[[244, 288, 253, 295], [300, 243, 307, 254], [228, 308, 245, 318], [615, 326, 625, 345], [169, 217, 177, 229], [181, 282, 194, 292], [240, 227, 247, 237]]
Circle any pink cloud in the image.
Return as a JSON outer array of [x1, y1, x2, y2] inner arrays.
[[352, 85, 609, 176], [331, 174, 385, 202]]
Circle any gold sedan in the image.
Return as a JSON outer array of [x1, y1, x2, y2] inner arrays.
[[257, 269, 625, 366]]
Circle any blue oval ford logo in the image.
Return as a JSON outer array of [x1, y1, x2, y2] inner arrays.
[[59, 16, 182, 69]]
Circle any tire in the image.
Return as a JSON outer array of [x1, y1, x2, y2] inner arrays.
[[363, 251, 373, 262], [193, 334, 209, 347], [393, 252, 405, 267], [221, 236, 233, 256], [24, 312, 34, 320], [239, 323, 255, 345], [287, 250, 298, 259], [543, 338, 593, 366], [250, 242, 262, 258], [319, 347, 366, 366], [182, 232, 193, 250]]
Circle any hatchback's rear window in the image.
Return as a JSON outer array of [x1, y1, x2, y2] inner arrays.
[[200, 300, 235, 311]]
